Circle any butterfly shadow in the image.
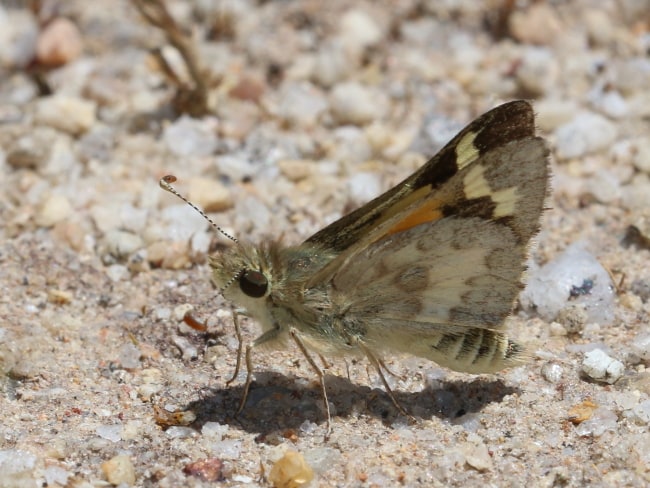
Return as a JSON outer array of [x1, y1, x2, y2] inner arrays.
[[184, 370, 520, 437]]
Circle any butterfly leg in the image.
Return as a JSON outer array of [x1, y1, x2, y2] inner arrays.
[[358, 343, 412, 420], [226, 308, 243, 386], [226, 307, 244, 386], [289, 328, 332, 439], [235, 325, 282, 416]]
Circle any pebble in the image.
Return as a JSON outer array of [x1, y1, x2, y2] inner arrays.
[[118, 343, 141, 369], [33, 95, 96, 135], [516, 47, 559, 96], [520, 243, 615, 324], [201, 440, 238, 461], [162, 116, 219, 157], [554, 112, 617, 160], [347, 172, 383, 204], [630, 334, 650, 362], [631, 400, 650, 425], [278, 159, 315, 182], [312, 40, 352, 87], [268, 450, 313, 488], [534, 98, 580, 132], [461, 438, 493, 472], [275, 82, 328, 128], [105, 264, 129, 282], [96, 425, 123, 443], [328, 126, 372, 165], [575, 407, 618, 437], [101, 454, 136, 486], [201, 422, 229, 441], [187, 177, 233, 213], [589, 88, 628, 119], [36, 17, 82, 67], [509, 3, 563, 45], [0, 8, 38, 67], [43, 466, 70, 486], [102, 230, 144, 259], [329, 81, 388, 126], [171, 335, 198, 361], [339, 9, 384, 52], [541, 362, 564, 383], [35, 193, 72, 227], [581, 349, 624, 384]]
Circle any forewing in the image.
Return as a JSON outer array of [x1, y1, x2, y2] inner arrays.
[[305, 100, 537, 253], [304, 101, 544, 289]]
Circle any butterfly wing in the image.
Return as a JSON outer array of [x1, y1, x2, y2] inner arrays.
[[305, 100, 548, 290], [319, 104, 550, 372]]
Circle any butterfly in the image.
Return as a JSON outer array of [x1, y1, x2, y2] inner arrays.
[[160, 100, 550, 436]]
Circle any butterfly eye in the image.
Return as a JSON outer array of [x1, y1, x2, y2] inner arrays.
[[239, 269, 268, 298]]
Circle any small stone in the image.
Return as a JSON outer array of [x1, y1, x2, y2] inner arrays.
[[163, 116, 218, 157], [347, 172, 382, 205], [567, 399, 599, 424], [582, 349, 624, 384], [278, 159, 315, 182], [590, 89, 628, 119], [118, 343, 141, 369], [555, 304, 588, 334], [187, 177, 233, 213], [172, 335, 198, 361], [47, 288, 73, 305], [461, 438, 493, 472], [275, 82, 328, 128], [575, 408, 618, 437], [330, 81, 388, 126], [43, 466, 70, 486], [520, 243, 615, 324], [35, 193, 72, 227], [96, 425, 123, 443], [509, 3, 563, 45], [339, 9, 384, 51], [183, 458, 225, 482], [229, 74, 265, 102], [630, 334, 650, 362], [555, 112, 617, 160], [34, 95, 96, 135], [312, 41, 352, 87], [534, 98, 580, 132], [105, 264, 129, 282], [516, 47, 559, 96], [36, 17, 82, 67], [101, 454, 136, 486], [212, 439, 242, 460], [173, 304, 194, 321], [631, 400, 650, 425], [102, 230, 144, 259], [541, 362, 564, 383], [268, 451, 314, 488], [201, 422, 229, 441], [584, 9, 616, 47]]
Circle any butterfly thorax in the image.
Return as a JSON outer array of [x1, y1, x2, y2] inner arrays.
[[209, 240, 341, 347]]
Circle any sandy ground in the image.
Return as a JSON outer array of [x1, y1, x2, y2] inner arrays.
[[0, 1, 649, 487]]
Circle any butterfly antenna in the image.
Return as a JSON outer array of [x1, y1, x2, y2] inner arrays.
[[159, 175, 238, 244]]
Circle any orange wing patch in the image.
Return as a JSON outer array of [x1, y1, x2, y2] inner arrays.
[[386, 197, 445, 236]]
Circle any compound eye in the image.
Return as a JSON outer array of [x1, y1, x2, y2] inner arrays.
[[239, 269, 268, 298]]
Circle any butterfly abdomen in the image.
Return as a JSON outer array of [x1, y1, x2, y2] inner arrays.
[[415, 327, 527, 373]]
